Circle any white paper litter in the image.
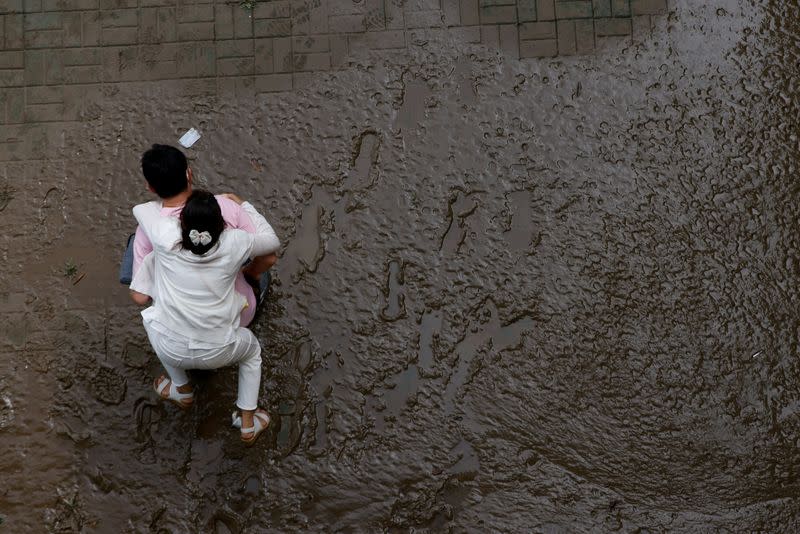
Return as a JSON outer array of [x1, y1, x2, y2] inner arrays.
[[179, 128, 201, 148]]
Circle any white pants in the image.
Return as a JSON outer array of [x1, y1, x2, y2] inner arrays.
[[144, 322, 262, 410]]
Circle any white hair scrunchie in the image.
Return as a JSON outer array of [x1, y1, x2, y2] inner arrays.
[[189, 229, 212, 246]]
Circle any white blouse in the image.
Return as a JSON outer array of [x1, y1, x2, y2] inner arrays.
[[131, 201, 280, 345]]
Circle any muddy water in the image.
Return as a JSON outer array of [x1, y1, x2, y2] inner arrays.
[[2, 0, 800, 531]]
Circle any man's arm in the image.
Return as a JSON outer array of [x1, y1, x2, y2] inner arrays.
[[130, 291, 150, 305], [218, 193, 278, 274], [132, 225, 153, 277], [240, 201, 281, 256], [130, 251, 155, 305], [217, 194, 257, 233], [129, 202, 158, 305]]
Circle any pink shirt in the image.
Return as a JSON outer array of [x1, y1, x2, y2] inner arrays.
[[132, 194, 260, 327], [133, 195, 256, 274]]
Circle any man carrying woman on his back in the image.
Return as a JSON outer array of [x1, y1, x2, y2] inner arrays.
[[129, 144, 279, 445]]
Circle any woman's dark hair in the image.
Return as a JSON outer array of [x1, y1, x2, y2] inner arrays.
[[180, 190, 225, 255]]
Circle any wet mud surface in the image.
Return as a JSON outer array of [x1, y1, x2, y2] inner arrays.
[[2, 0, 800, 531]]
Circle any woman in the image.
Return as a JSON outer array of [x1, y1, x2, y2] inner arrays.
[[131, 190, 280, 444]]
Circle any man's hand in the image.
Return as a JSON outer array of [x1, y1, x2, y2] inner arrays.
[[221, 193, 244, 204], [129, 289, 151, 306]]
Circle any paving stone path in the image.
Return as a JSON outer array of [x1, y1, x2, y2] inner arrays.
[[0, 0, 667, 133]]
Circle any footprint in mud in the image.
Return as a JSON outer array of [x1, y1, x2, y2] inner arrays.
[[286, 341, 338, 456], [276, 407, 302, 458], [418, 309, 442, 372], [186, 439, 224, 493], [55, 416, 91, 444], [308, 348, 347, 454], [502, 190, 537, 254], [90, 366, 127, 405], [395, 76, 433, 135], [39, 187, 64, 240], [454, 55, 477, 106], [134, 396, 161, 442], [122, 343, 151, 369], [294, 340, 314, 375], [381, 259, 406, 321], [342, 130, 381, 213], [344, 130, 381, 193], [365, 310, 442, 432], [440, 190, 481, 255], [2, 313, 28, 348], [442, 299, 534, 413], [310, 400, 330, 454], [365, 364, 420, 433], [264, 341, 313, 457], [279, 189, 330, 284]]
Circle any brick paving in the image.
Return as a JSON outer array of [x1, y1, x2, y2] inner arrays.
[[0, 0, 667, 133]]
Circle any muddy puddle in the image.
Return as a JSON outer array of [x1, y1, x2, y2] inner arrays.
[[1, 0, 800, 531]]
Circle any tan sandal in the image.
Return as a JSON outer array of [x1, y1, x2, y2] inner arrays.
[[153, 376, 194, 410], [231, 409, 270, 446]]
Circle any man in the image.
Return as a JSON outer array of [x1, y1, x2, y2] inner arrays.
[[129, 143, 276, 329]]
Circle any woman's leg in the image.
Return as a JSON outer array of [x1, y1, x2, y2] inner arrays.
[[189, 327, 262, 409], [143, 322, 194, 406], [144, 321, 192, 385], [174, 327, 266, 437], [159, 360, 190, 388], [218, 328, 265, 437], [229, 328, 262, 410]]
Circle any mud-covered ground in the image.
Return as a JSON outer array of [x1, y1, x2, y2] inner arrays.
[[2, 0, 800, 531]]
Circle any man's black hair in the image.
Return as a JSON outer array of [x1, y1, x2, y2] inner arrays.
[[141, 144, 188, 198]]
